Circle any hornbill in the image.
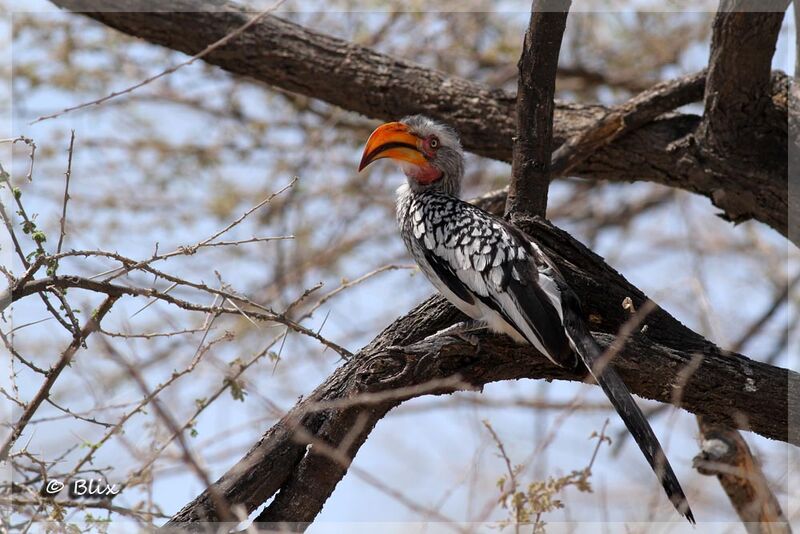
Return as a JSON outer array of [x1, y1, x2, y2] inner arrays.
[[358, 115, 694, 523]]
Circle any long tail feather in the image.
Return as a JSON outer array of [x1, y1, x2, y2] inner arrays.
[[565, 318, 695, 524]]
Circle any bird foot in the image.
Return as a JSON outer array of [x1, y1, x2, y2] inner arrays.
[[425, 320, 486, 352]]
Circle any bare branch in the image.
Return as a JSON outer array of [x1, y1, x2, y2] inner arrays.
[[550, 70, 706, 177], [700, 0, 789, 155], [694, 417, 791, 533], [56, 130, 75, 254], [9, 273, 352, 359], [92, 177, 298, 283], [506, 0, 570, 219], [668, 2, 790, 237], [0, 497, 171, 521], [98, 335, 238, 523], [0, 296, 118, 460]]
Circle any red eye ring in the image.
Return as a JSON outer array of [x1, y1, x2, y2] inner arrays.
[[428, 136, 439, 149]]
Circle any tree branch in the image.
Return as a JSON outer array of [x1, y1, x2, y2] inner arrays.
[[0, 296, 118, 460], [670, 1, 790, 237], [695, 5, 791, 516], [693, 417, 791, 533], [50, 0, 792, 243], [550, 70, 706, 177], [506, 0, 570, 219], [161, 207, 798, 527], [701, 0, 789, 156]]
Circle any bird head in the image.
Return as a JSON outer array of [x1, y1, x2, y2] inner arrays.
[[358, 115, 464, 196]]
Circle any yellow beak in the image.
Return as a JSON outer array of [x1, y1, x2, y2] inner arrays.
[[358, 122, 427, 171]]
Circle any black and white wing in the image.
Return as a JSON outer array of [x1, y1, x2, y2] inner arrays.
[[404, 192, 576, 367]]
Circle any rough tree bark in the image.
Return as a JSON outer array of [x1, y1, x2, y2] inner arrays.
[[671, 0, 791, 239], [505, 0, 569, 219], [51, 0, 792, 244]]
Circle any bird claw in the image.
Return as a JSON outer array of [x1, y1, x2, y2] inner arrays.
[[424, 321, 485, 353], [457, 332, 482, 354]]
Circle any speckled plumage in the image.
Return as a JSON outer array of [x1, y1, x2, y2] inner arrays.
[[397, 184, 574, 365]]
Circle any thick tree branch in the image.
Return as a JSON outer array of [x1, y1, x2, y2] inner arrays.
[[51, 0, 792, 243], [701, 0, 789, 155], [160, 206, 798, 527], [506, 0, 570, 219], [671, 1, 790, 237], [550, 70, 706, 177]]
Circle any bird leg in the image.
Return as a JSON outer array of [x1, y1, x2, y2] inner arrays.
[[384, 321, 486, 356], [424, 320, 487, 349]]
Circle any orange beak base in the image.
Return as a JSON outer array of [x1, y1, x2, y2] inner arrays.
[[358, 122, 428, 172]]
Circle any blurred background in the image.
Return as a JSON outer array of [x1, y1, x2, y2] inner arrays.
[[1, 0, 797, 531]]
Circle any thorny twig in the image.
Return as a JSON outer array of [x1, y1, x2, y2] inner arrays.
[[0, 296, 118, 460], [98, 335, 238, 523], [56, 131, 75, 255], [10, 272, 352, 358], [0, 497, 171, 521], [60, 329, 232, 484], [90, 177, 298, 283], [0, 151, 80, 336]]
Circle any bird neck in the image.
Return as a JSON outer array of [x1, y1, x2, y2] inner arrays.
[[403, 173, 461, 198]]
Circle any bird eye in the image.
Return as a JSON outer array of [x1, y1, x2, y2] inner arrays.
[[429, 137, 439, 149]]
